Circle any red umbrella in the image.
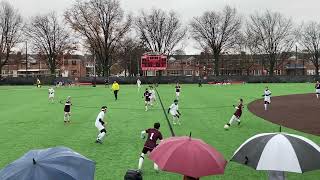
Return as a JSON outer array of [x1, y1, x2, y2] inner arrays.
[[149, 135, 227, 178]]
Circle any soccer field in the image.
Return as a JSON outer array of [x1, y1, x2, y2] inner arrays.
[[0, 83, 320, 180]]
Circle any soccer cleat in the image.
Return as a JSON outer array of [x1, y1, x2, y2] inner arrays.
[[95, 139, 102, 144], [238, 121, 241, 126]]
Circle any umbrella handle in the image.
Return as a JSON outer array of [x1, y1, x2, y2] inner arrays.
[[33, 158, 36, 165]]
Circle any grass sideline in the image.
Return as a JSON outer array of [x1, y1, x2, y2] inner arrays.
[[0, 83, 319, 180]]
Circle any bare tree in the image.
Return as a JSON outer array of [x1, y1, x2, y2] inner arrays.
[[246, 11, 294, 76], [65, 0, 132, 77], [296, 22, 320, 76], [0, 1, 23, 76], [116, 37, 144, 76], [135, 9, 187, 55], [25, 13, 74, 75], [190, 6, 241, 76]]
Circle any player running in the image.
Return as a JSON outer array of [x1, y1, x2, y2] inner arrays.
[[95, 106, 108, 144], [137, 79, 142, 92], [144, 88, 151, 111], [175, 83, 181, 99], [315, 81, 320, 99], [224, 98, 244, 129], [149, 86, 156, 106], [138, 122, 163, 171], [48, 87, 55, 103], [168, 99, 181, 125], [64, 96, 72, 124], [263, 87, 272, 111]]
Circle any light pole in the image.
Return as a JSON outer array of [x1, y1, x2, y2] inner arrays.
[[25, 41, 28, 77]]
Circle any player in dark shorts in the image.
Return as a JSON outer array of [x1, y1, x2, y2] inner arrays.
[[138, 122, 163, 171], [143, 88, 151, 111], [64, 96, 72, 124], [225, 98, 244, 129], [316, 81, 320, 99]]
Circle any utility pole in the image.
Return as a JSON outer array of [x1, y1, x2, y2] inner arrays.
[[25, 41, 28, 77]]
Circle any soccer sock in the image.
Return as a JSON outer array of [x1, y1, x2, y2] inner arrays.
[[317, 94, 319, 99], [64, 115, 67, 122], [228, 116, 235, 125], [264, 104, 267, 110], [97, 132, 106, 140], [145, 105, 148, 111], [138, 153, 145, 169], [154, 163, 159, 171]]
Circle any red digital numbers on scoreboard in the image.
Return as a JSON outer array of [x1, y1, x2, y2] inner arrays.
[[141, 53, 167, 71]]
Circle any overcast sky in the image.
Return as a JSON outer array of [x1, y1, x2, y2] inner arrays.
[[9, 0, 320, 54]]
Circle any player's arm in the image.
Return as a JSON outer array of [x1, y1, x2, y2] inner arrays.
[[177, 110, 181, 115], [233, 105, 239, 109], [99, 118, 105, 125], [167, 107, 171, 114]]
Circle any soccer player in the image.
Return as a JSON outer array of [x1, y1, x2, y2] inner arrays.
[[104, 78, 109, 88], [111, 81, 120, 100], [137, 79, 142, 92], [138, 122, 163, 171], [143, 88, 151, 111], [64, 96, 72, 124], [36, 78, 41, 88], [149, 86, 156, 106], [48, 87, 55, 103], [95, 106, 108, 144], [315, 81, 320, 99], [263, 87, 272, 111], [224, 98, 244, 129], [175, 83, 181, 99], [168, 99, 181, 125]]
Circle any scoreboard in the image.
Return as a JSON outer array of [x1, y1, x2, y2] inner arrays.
[[141, 53, 167, 71]]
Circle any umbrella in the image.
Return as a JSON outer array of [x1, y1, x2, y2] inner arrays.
[[150, 135, 227, 178], [230, 133, 320, 173], [0, 146, 95, 180]]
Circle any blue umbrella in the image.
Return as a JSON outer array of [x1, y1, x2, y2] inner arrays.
[[0, 146, 95, 180]]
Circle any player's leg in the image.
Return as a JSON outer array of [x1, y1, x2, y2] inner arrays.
[[145, 101, 148, 111], [96, 129, 107, 143], [153, 163, 159, 171], [264, 101, 268, 110], [227, 115, 237, 127], [64, 112, 68, 124], [67, 112, 71, 122], [138, 148, 148, 170]]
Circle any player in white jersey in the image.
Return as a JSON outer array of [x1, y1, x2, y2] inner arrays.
[[48, 87, 55, 103], [263, 87, 272, 111], [175, 83, 181, 100], [137, 79, 142, 92], [168, 99, 181, 125], [95, 106, 108, 144], [149, 86, 156, 106]]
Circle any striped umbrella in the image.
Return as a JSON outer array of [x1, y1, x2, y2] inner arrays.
[[230, 133, 320, 173]]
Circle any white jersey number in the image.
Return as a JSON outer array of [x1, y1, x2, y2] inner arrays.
[[150, 133, 154, 140]]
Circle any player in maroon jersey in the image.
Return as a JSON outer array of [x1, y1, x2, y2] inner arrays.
[[315, 81, 320, 99], [143, 88, 152, 111], [224, 98, 244, 129], [138, 122, 163, 171]]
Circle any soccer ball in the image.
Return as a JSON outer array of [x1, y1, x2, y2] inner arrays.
[[224, 124, 229, 130]]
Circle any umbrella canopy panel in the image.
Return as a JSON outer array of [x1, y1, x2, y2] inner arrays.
[[231, 133, 320, 173]]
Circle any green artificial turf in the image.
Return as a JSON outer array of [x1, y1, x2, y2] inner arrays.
[[0, 83, 319, 180]]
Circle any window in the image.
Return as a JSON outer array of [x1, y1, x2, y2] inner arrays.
[[184, 70, 193, 76], [307, 70, 315, 75], [72, 60, 77, 65], [64, 60, 69, 65]]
